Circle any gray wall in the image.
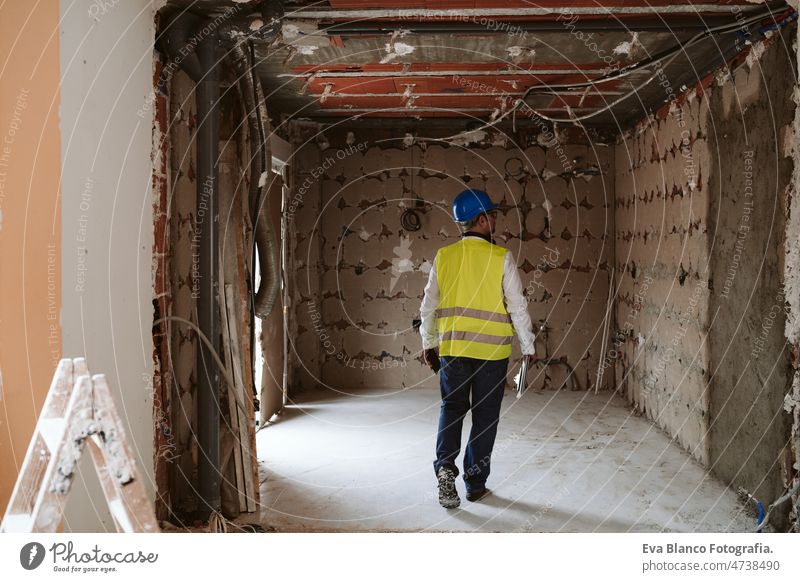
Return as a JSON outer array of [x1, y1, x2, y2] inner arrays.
[[60, 0, 158, 531]]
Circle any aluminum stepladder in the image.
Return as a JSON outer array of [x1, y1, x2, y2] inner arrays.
[[1, 358, 159, 533]]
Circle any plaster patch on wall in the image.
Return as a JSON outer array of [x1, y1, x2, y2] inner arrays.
[[746, 38, 770, 69], [380, 41, 415, 64], [613, 32, 640, 57], [296, 44, 320, 56], [390, 235, 414, 292], [785, 391, 800, 414], [450, 128, 487, 147], [505, 46, 535, 61]]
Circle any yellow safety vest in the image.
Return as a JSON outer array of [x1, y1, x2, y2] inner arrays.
[[435, 238, 513, 360]]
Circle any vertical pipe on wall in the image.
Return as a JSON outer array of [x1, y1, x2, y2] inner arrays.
[[281, 167, 289, 406]]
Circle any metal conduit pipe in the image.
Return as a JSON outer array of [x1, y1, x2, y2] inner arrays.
[[157, 9, 223, 520], [250, 56, 281, 320], [318, 14, 758, 36], [156, 12, 204, 81], [193, 33, 222, 519]]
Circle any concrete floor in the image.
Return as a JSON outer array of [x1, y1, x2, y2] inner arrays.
[[249, 387, 754, 532]]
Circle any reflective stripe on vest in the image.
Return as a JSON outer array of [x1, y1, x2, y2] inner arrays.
[[436, 306, 511, 324], [440, 331, 512, 346], [435, 238, 513, 360]]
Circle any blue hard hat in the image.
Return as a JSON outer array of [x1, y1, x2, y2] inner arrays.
[[452, 189, 497, 223]]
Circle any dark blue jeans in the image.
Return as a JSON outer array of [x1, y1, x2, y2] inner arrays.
[[433, 356, 509, 493]]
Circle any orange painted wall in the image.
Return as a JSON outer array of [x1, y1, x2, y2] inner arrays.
[[0, 1, 62, 515]]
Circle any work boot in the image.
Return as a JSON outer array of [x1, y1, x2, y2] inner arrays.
[[466, 487, 490, 502], [437, 466, 460, 509]]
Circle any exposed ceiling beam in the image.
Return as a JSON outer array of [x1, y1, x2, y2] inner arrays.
[[306, 90, 624, 97], [280, 68, 614, 78], [318, 15, 748, 35], [290, 5, 767, 20], [305, 107, 596, 114]]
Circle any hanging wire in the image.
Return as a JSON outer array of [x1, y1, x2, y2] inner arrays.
[[437, 5, 789, 141]]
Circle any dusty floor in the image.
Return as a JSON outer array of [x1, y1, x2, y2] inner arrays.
[[248, 387, 754, 532]]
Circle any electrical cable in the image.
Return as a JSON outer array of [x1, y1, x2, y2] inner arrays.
[[524, 8, 785, 97], [755, 480, 800, 532], [153, 315, 250, 418], [401, 208, 422, 231], [249, 41, 268, 226], [518, 7, 793, 123], [436, 5, 788, 140]]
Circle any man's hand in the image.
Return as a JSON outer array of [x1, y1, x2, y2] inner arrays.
[[423, 348, 441, 374]]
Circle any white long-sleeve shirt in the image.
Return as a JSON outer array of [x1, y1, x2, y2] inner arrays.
[[419, 236, 536, 355]]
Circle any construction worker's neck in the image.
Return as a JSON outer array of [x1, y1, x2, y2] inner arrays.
[[474, 222, 492, 237], [462, 228, 493, 244]]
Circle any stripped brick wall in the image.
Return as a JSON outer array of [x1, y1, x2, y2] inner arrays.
[[290, 136, 615, 393]]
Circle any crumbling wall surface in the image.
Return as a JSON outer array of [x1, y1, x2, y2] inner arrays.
[[788, 21, 800, 534], [288, 143, 324, 394], [614, 91, 713, 464], [706, 33, 795, 531], [158, 68, 261, 518], [614, 31, 796, 530], [151, 54, 172, 521], [289, 137, 615, 393]]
